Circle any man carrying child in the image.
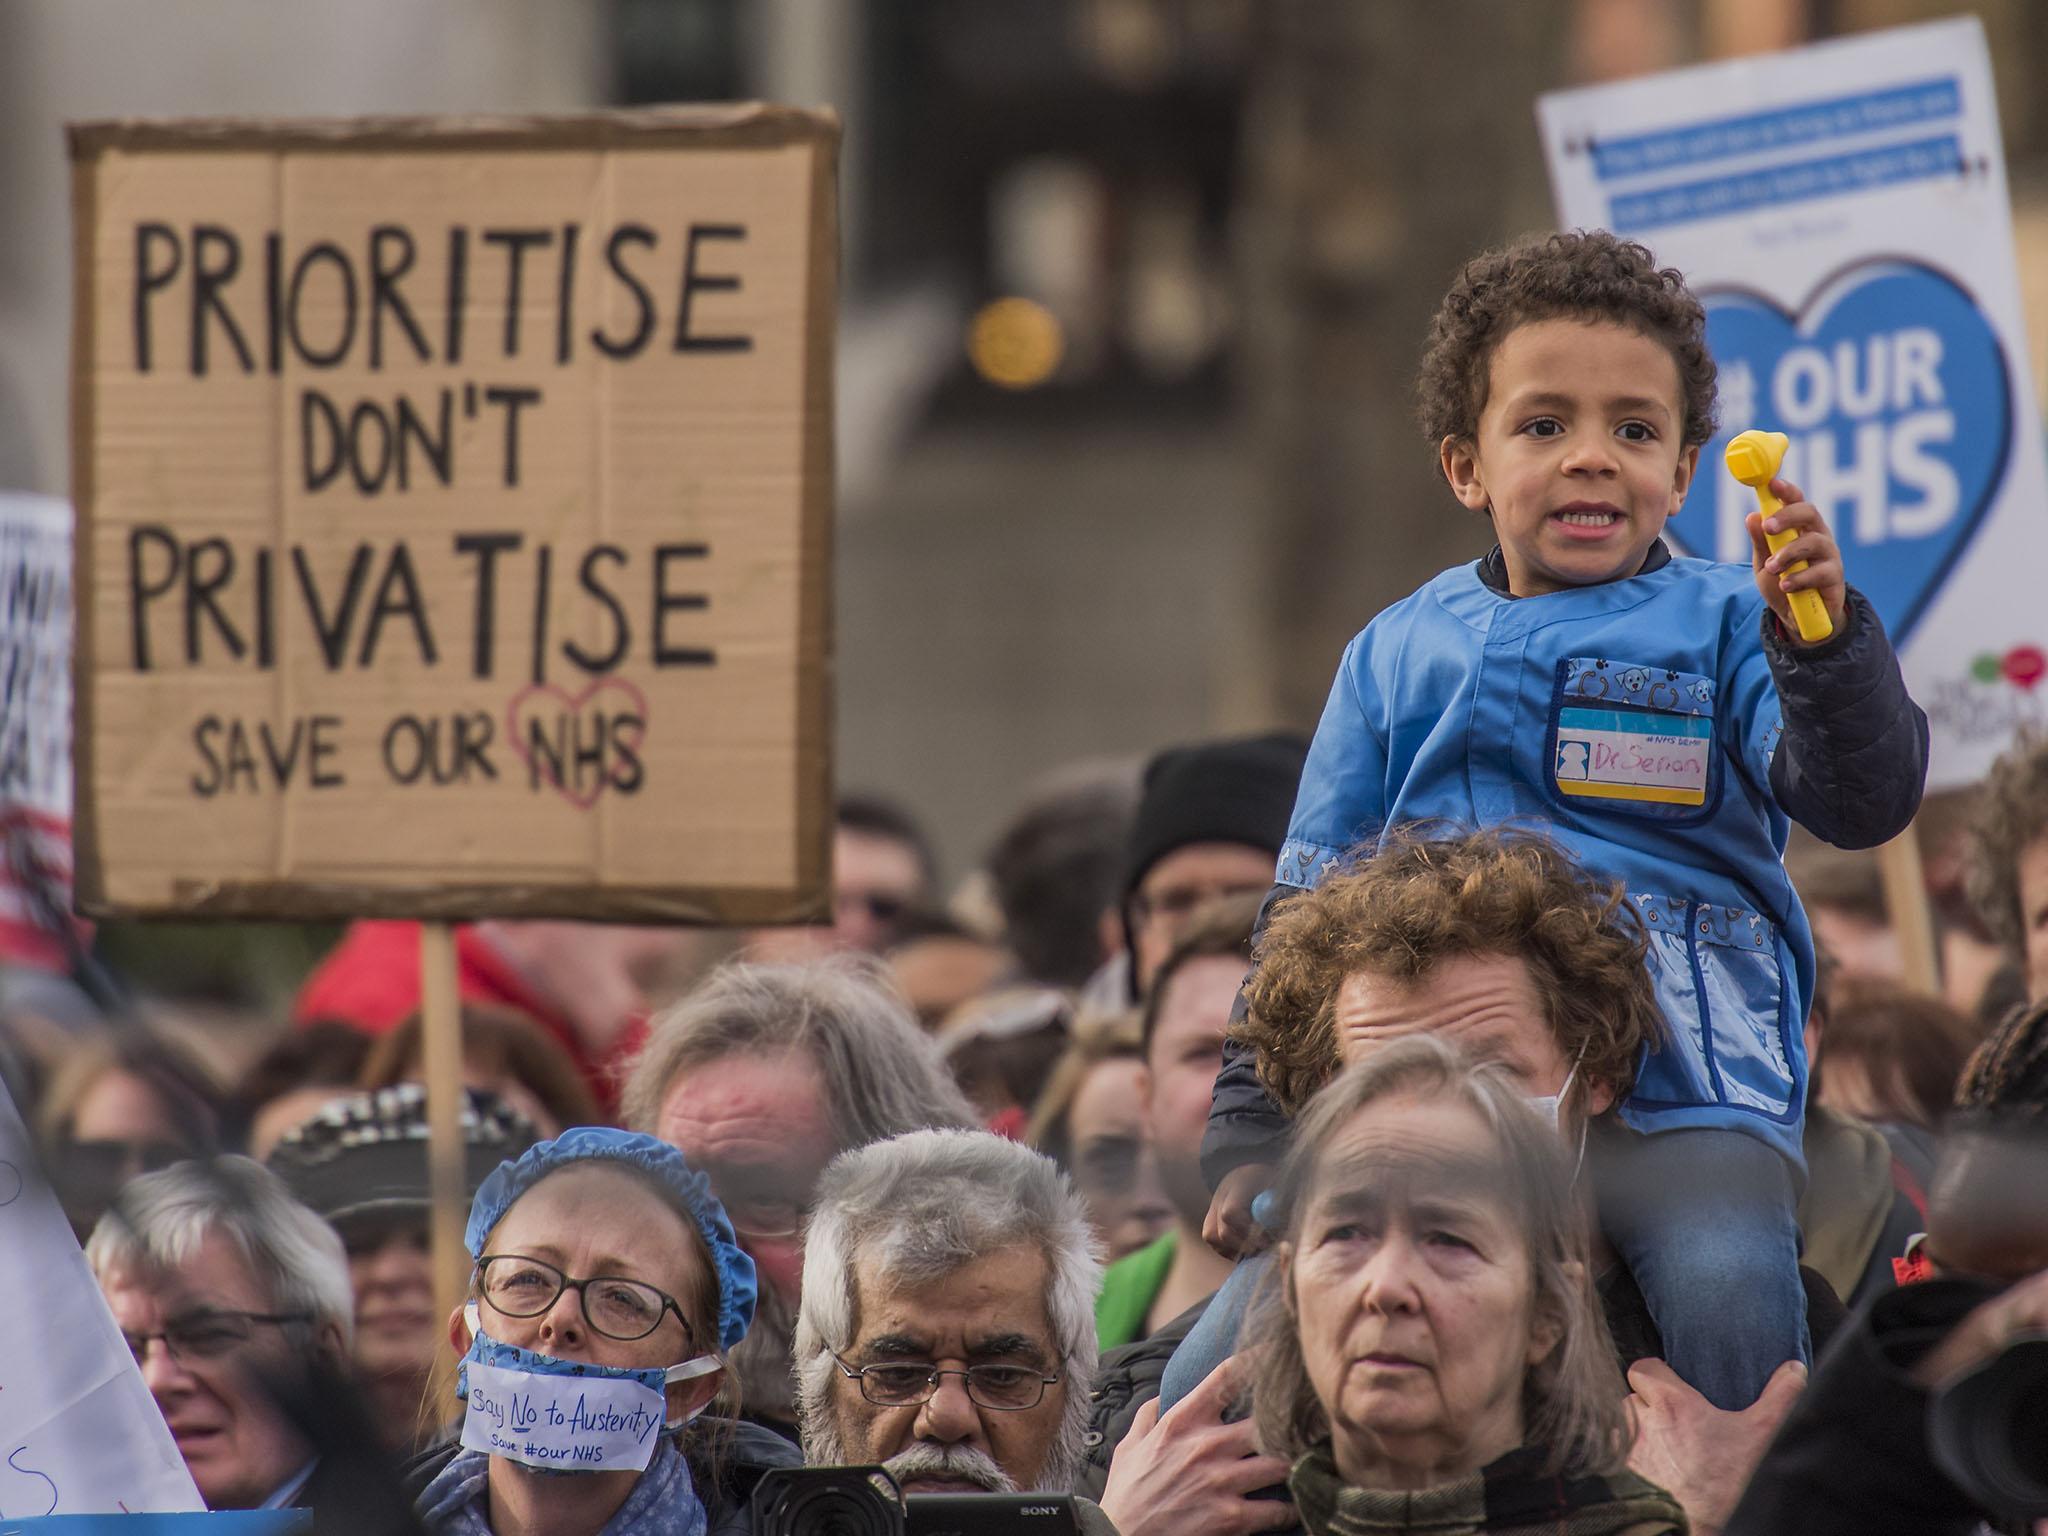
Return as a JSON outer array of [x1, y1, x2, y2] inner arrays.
[[1201, 229, 1929, 1411]]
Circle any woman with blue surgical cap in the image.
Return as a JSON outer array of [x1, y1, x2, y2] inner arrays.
[[411, 1127, 798, 1536]]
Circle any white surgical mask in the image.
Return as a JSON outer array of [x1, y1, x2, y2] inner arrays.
[[1524, 1058, 1580, 1133], [1526, 1058, 1589, 1181]]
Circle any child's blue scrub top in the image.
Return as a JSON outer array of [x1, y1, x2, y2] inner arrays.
[[1279, 554, 1809, 1162]]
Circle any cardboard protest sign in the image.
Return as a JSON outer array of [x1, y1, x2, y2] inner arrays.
[[0, 1083, 203, 1515], [0, 495, 77, 969], [70, 108, 836, 920], [1540, 17, 2048, 790]]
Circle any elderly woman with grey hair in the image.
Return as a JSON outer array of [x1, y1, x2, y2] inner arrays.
[[1247, 1035, 1685, 1536]]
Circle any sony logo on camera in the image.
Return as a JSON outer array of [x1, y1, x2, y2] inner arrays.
[[750, 1467, 1083, 1536]]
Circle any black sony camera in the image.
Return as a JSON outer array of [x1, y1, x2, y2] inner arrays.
[[1928, 1332, 2048, 1519], [751, 1467, 1081, 1536]]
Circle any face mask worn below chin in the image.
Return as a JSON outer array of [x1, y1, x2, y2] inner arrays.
[[457, 1305, 721, 1475]]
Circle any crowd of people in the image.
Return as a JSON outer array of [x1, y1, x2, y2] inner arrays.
[[0, 728, 2040, 1535], [3, 230, 2047, 1534]]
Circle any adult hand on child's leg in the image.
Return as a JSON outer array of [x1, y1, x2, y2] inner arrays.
[[1099, 1355, 1294, 1536], [1626, 1356, 1806, 1535], [1202, 1163, 1274, 1258]]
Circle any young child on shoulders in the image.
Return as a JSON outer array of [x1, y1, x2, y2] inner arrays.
[[1200, 229, 1929, 1410]]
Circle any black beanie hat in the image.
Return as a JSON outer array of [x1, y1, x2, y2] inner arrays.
[[1122, 731, 1309, 904]]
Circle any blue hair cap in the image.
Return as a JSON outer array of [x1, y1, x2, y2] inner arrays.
[[466, 1125, 757, 1354]]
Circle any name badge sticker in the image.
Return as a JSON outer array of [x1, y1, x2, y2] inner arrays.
[[1553, 706, 1712, 805]]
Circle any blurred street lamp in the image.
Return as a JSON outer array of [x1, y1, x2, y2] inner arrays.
[[967, 297, 1067, 389]]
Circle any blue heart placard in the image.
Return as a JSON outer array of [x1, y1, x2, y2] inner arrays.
[[1670, 259, 2011, 646]]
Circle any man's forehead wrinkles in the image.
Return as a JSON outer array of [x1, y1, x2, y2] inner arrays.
[[670, 1124, 819, 1164], [1339, 970, 1526, 1014], [662, 1096, 793, 1131], [1338, 1006, 1528, 1054]]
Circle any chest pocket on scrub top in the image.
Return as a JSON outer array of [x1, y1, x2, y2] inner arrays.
[[1548, 657, 1720, 824]]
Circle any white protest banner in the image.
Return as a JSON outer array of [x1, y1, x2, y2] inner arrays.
[[1540, 17, 2048, 790], [0, 495, 76, 970], [0, 1083, 202, 1515]]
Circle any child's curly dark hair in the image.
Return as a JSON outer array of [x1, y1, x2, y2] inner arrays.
[[1417, 229, 1719, 451]]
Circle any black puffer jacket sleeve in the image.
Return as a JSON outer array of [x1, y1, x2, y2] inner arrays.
[[1074, 1301, 1206, 1500], [1200, 883, 1297, 1190], [1764, 587, 1928, 850]]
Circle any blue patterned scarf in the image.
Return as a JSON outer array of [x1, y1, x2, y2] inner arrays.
[[418, 1439, 709, 1536]]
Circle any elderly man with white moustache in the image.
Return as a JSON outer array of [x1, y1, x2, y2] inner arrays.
[[795, 1128, 1294, 1536]]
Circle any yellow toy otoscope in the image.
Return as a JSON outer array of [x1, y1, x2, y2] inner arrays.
[[1724, 429, 1833, 644]]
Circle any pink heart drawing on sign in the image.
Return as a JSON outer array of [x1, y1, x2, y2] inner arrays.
[[505, 677, 651, 810]]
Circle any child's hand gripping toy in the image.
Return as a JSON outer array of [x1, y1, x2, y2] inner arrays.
[[1724, 429, 1834, 644]]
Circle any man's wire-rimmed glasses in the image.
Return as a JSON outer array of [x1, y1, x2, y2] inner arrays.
[[832, 1354, 1061, 1411], [122, 1308, 313, 1366], [476, 1253, 692, 1343]]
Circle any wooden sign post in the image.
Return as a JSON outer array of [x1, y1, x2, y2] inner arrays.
[[1876, 823, 1943, 998], [420, 922, 466, 1395]]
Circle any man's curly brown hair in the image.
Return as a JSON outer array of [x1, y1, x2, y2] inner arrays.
[[1965, 729, 2048, 953], [1416, 229, 1719, 455], [1235, 828, 1662, 1115]]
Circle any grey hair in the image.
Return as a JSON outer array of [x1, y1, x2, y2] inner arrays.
[[794, 1130, 1104, 1492], [86, 1155, 355, 1350], [622, 955, 979, 1145], [1249, 1035, 1629, 1479]]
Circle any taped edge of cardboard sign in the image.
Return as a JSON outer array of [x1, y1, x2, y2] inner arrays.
[[149, 879, 831, 926], [65, 106, 839, 928], [65, 102, 841, 158]]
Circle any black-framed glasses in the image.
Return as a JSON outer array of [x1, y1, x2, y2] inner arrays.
[[700, 1164, 810, 1241], [477, 1254, 692, 1344], [833, 1354, 1061, 1412], [721, 1195, 806, 1241], [123, 1309, 312, 1366]]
